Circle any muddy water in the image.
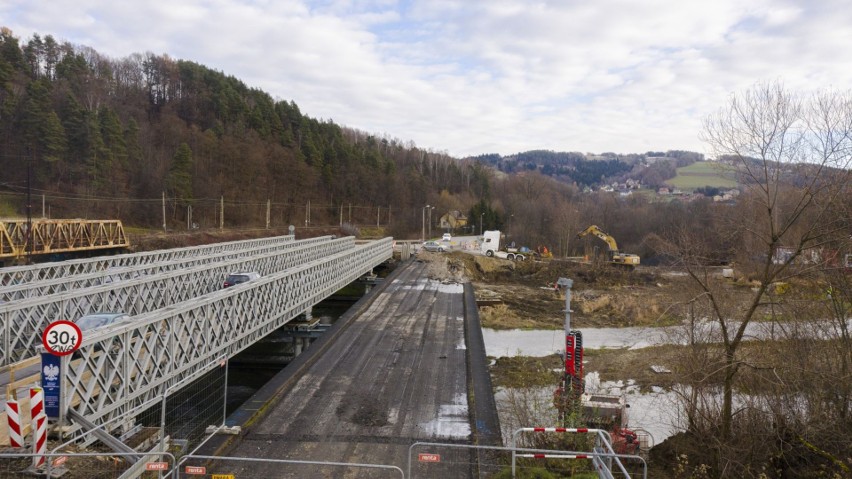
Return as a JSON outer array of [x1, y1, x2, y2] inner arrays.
[[482, 327, 671, 356], [481, 317, 849, 357]]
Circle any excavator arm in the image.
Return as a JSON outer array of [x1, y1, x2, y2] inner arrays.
[[577, 225, 619, 252]]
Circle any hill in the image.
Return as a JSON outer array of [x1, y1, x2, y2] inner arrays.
[[665, 161, 738, 190], [472, 149, 705, 188]]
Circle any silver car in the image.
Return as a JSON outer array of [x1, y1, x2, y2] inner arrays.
[[75, 312, 131, 332], [422, 241, 446, 252]]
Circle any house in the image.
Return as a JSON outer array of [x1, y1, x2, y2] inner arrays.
[[658, 187, 670, 195], [439, 211, 468, 230]]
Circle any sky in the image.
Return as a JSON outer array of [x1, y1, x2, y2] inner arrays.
[[4, 0, 852, 158]]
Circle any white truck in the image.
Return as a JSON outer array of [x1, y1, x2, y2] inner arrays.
[[480, 230, 527, 261]]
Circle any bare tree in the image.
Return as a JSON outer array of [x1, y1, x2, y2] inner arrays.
[[671, 82, 852, 441]]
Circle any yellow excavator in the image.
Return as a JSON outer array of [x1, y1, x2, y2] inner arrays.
[[577, 225, 640, 266]]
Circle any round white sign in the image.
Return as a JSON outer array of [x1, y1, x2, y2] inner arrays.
[[42, 320, 83, 356]]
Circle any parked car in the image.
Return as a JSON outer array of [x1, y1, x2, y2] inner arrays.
[[73, 312, 133, 357], [75, 312, 132, 332], [223, 271, 261, 288], [442, 233, 452, 242], [422, 241, 446, 253]]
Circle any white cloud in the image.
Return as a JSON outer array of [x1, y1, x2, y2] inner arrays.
[[4, 0, 852, 157]]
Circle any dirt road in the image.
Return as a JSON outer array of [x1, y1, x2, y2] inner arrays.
[[206, 260, 484, 478]]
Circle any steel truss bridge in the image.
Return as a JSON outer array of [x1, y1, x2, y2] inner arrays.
[[0, 234, 392, 439], [0, 219, 130, 262]]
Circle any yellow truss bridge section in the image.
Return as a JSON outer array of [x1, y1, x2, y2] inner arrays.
[[0, 219, 130, 260]]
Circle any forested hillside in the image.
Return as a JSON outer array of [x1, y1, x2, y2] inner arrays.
[[0, 28, 489, 235]]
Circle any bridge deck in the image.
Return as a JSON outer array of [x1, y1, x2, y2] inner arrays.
[[203, 260, 497, 477]]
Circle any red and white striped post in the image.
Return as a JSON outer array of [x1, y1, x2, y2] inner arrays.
[[29, 387, 44, 419], [5, 400, 24, 447], [32, 413, 47, 468]]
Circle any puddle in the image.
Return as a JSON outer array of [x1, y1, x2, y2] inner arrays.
[[419, 393, 471, 439], [587, 373, 680, 445], [494, 379, 681, 446]]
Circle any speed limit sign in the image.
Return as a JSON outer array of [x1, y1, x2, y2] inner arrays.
[[42, 320, 83, 356]]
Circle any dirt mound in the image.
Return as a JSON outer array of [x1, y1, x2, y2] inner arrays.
[[413, 251, 682, 329], [418, 251, 470, 283]]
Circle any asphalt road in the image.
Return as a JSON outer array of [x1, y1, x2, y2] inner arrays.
[[209, 260, 479, 478]]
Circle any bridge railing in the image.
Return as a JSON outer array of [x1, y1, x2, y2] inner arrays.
[[1, 236, 354, 366], [57, 238, 392, 435], [0, 234, 294, 286], [0, 236, 327, 303]]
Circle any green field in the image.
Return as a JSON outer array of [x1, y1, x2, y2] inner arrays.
[[665, 161, 738, 190]]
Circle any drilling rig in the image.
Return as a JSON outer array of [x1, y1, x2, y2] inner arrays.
[[553, 278, 640, 455]]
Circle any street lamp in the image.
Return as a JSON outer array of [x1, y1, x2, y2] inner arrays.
[[422, 205, 429, 242], [428, 206, 435, 239], [480, 212, 485, 236]]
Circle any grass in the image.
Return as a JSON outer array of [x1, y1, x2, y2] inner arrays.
[[665, 161, 738, 190], [0, 200, 21, 218]]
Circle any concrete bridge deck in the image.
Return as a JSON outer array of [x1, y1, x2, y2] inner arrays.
[[198, 259, 501, 477]]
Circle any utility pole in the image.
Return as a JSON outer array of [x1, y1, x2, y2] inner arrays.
[[162, 191, 166, 232], [428, 206, 434, 239], [26, 151, 32, 259], [220, 196, 224, 230], [305, 200, 310, 227]]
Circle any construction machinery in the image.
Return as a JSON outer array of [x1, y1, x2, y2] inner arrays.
[[577, 225, 640, 266], [553, 277, 642, 456]]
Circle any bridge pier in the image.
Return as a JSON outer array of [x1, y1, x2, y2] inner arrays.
[[359, 269, 381, 294]]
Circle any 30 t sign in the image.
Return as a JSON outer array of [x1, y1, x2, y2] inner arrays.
[[42, 320, 83, 356]]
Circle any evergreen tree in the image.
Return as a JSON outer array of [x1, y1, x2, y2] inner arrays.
[[167, 143, 193, 205], [21, 78, 51, 148], [124, 118, 144, 182], [84, 114, 107, 194], [42, 111, 67, 164]]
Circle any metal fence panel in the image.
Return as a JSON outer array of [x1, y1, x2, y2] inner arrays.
[[408, 441, 646, 479], [0, 451, 176, 478], [174, 455, 404, 479]]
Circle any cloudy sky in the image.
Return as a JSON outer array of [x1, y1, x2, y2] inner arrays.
[[4, 1, 851, 158]]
